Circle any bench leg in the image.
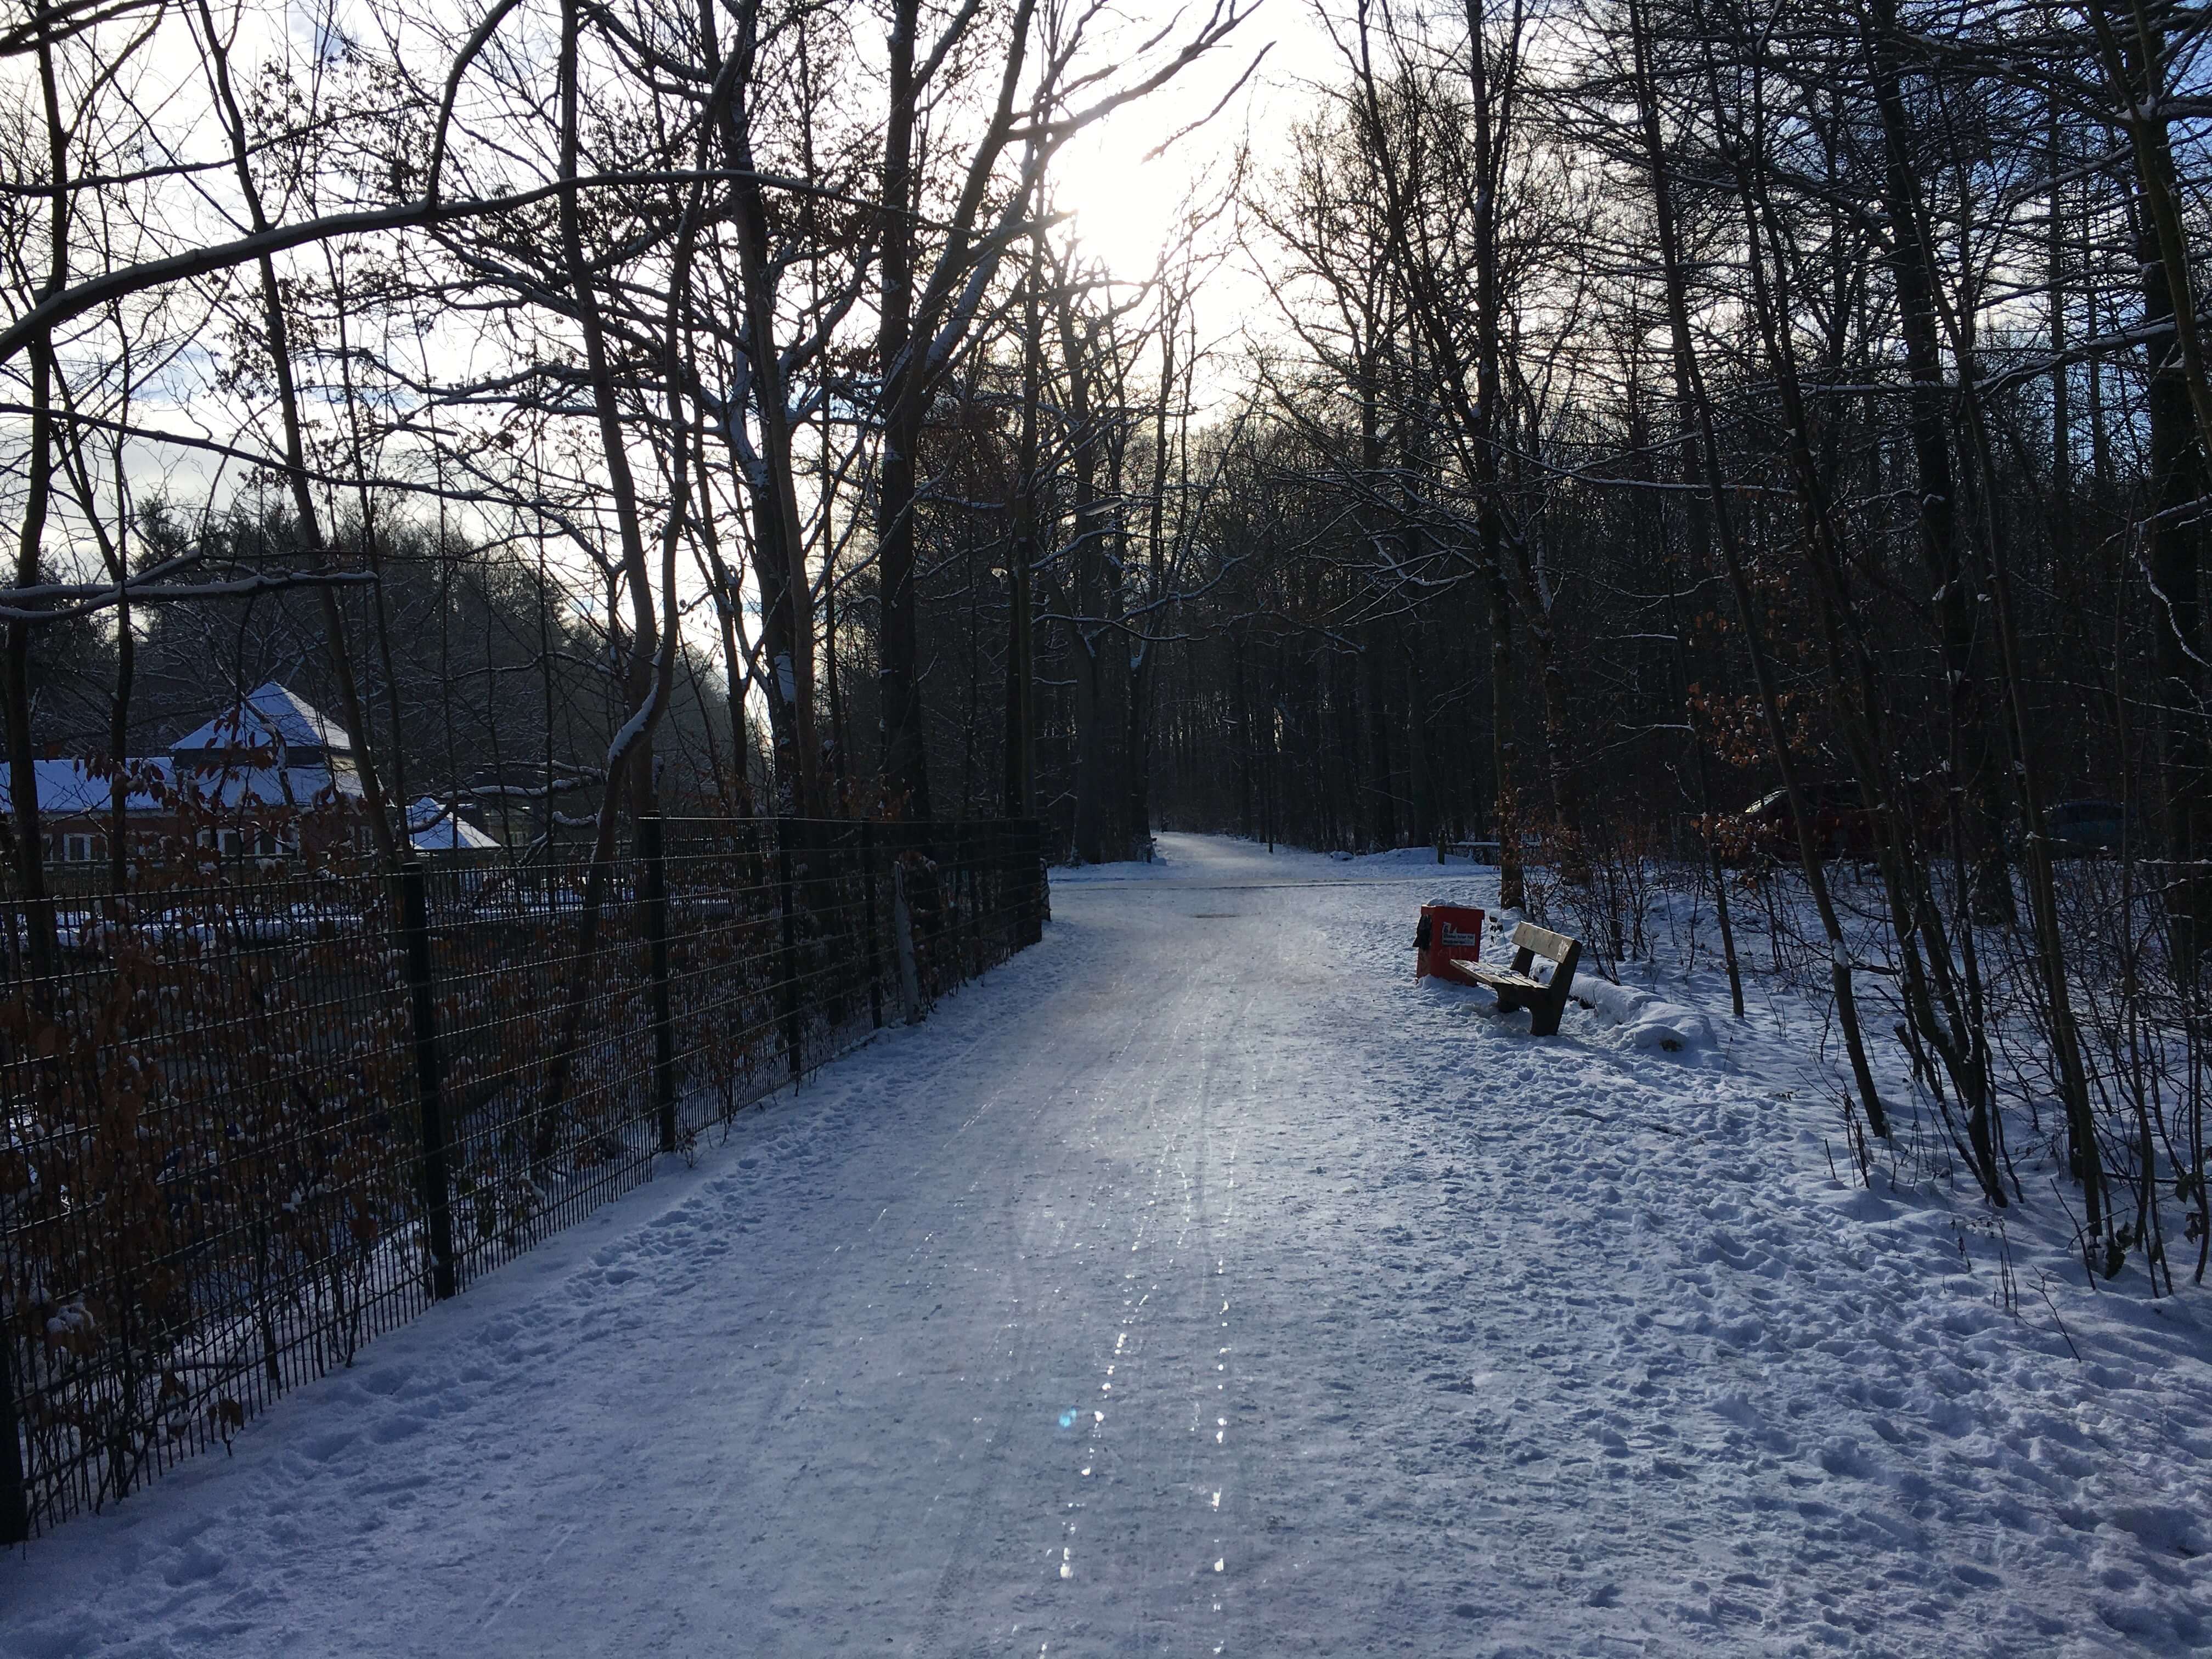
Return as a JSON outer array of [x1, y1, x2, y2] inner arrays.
[[1531, 960, 1577, 1037]]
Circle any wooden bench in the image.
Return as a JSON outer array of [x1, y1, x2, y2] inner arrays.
[[1460, 921, 1582, 1037]]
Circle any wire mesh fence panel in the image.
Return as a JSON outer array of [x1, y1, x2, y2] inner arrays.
[[0, 816, 1046, 1540]]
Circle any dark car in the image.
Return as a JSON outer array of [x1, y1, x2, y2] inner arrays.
[[1734, 780, 1880, 861], [2034, 799, 2133, 858]]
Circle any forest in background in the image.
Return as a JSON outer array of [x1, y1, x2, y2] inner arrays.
[[5, 0, 2212, 1280]]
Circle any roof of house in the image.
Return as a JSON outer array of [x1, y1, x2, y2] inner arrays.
[[0, 759, 172, 817], [171, 681, 353, 758], [0, 757, 364, 817], [407, 797, 500, 851], [185, 766, 365, 809]]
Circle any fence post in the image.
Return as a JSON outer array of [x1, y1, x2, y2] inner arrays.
[[0, 891, 27, 1538], [640, 812, 678, 1153], [891, 845, 924, 1025], [957, 827, 974, 982], [1018, 818, 1045, 947], [861, 819, 883, 1030], [996, 822, 1012, 952], [777, 817, 804, 1079], [398, 862, 456, 1302], [0, 1317, 26, 1543]]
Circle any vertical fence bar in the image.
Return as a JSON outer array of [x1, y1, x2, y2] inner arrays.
[[1014, 820, 1031, 943], [1034, 818, 1048, 941], [640, 813, 677, 1153], [777, 817, 804, 1079], [890, 827, 923, 1025], [1013, 818, 1039, 946], [992, 821, 1009, 948], [985, 821, 1002, 949], [861, 819, 884, 1030], [956, 826, 972, 983], [0, 884, 31, 1535], [398, 862, 457, 1302], [0, 1307, 28, 1543]]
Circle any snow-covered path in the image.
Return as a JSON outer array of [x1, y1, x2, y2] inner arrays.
[[11, 833, 2212, 1657]]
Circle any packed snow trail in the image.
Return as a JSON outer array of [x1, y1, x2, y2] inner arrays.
[[10, 834, 2212, 1657]]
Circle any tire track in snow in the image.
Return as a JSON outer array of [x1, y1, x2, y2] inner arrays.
[[1028, 876, 1308, 1657], [906, 898, 1227, 1658], [1015, 932, 1224, 1656]]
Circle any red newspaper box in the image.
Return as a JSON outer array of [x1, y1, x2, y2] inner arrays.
[[1414, 904, 1486, 985]]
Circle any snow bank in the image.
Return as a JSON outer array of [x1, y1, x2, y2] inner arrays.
[[1053, 837, 1178, 882], [1573, 974, 1719, 1057]]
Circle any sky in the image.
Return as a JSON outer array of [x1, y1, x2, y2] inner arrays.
[[34, 0, 1353, 496], [1047, 0, 1348, 402]]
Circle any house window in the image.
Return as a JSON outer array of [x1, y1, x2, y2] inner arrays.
[[217, 829, 244, 858], [64, 833, 94, 864]]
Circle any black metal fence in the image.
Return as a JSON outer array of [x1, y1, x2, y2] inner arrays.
[[0, 816, 1047, 1541]]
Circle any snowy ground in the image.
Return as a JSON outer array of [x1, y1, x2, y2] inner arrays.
[[8, 832, 2212, 1657]]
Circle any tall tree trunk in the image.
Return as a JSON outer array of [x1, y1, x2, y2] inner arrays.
[[874, 0, 930, 817], [1490, 562, 1522, 906], [1005, 232, 1042, 820], [1127, 302, 1177, 856], [1640, 0, 1889, 1135], [5, 31, 66, 990], [2141, 209, 2211, 964], [1406, 631, 1433, 848], [709, 0, 820, 813], [1866, 0, 2013, 923], [195, 0, 399, 864]]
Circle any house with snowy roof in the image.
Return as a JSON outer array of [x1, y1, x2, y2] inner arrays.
[[406, 797, 500, 853], [0, 682, 496, 867], [168, 681, 362, 782]]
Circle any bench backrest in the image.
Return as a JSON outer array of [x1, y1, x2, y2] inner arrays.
[[1511, 920, 1577, 964]]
